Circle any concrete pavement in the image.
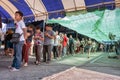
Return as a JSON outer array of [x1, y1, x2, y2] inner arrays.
[[0, 51, 120, 80]]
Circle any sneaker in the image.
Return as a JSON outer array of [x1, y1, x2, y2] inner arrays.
[[8, 66, 13, 69], [10, 68, 19, 72]]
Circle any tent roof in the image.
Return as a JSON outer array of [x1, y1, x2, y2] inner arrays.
[[0, 0, 119, 22]]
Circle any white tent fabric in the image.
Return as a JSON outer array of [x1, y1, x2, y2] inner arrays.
[[0, 0, 119, 21], [62, 0, 86, 11], [0, 0, 18, 19], [25, 0, 48, 20]]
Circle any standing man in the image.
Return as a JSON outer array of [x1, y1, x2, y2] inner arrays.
[[58, 33, 63, 58], [69, 35, 74, 55], [53, 31, 60, 59], [80, 38, 86, 54], [86, 38, 92, 58], [10, 11, 27, 71], [43, 24, 55, 63]]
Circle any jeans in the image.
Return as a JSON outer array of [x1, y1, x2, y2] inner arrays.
[[12, 41, 24, 69], [62, 46, 67, 57]]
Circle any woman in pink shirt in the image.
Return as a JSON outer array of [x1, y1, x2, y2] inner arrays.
[[34, 27, 44, 65]]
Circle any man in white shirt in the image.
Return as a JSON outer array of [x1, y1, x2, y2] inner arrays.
[[10, 11, 27, 71], [53, 31, 60, 59]]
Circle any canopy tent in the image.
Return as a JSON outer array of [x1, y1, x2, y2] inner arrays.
[[48, 8, 120, 42], [0, 0, 120, 42], [0, 0, 120, 22]]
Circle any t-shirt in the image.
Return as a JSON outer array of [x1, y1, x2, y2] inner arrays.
[[54, 35, 60, 46], [62, 36, 68, 47], [15, 20, 26, 41], [26, 30, 33, 42], [5, 34, 13, 41], [92, 42, 96, 47], [59, 36, 63, 45], [69, 38, 74, 46], [34, 32, 44, 45], [51, 39, 54, 45], [81, 40, 85, 47], [44, 30, 55, 45]]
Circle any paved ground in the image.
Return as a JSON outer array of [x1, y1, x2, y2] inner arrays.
[[0, 50, 120, 80], [42, 67, 120, 80], [79, 53, 120, 76]]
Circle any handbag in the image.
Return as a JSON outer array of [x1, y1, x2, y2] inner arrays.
[[10, 33, 22, 43]]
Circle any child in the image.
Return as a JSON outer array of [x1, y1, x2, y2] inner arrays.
[[4, 29, 14, 57]]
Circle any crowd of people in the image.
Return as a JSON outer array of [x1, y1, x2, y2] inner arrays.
[[0, 11, 120, 72]]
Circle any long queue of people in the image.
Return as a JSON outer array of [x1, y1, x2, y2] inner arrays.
[[0, 11, 73, 71], [3, 23, 102, 69], [0, 11, 119, 72]]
